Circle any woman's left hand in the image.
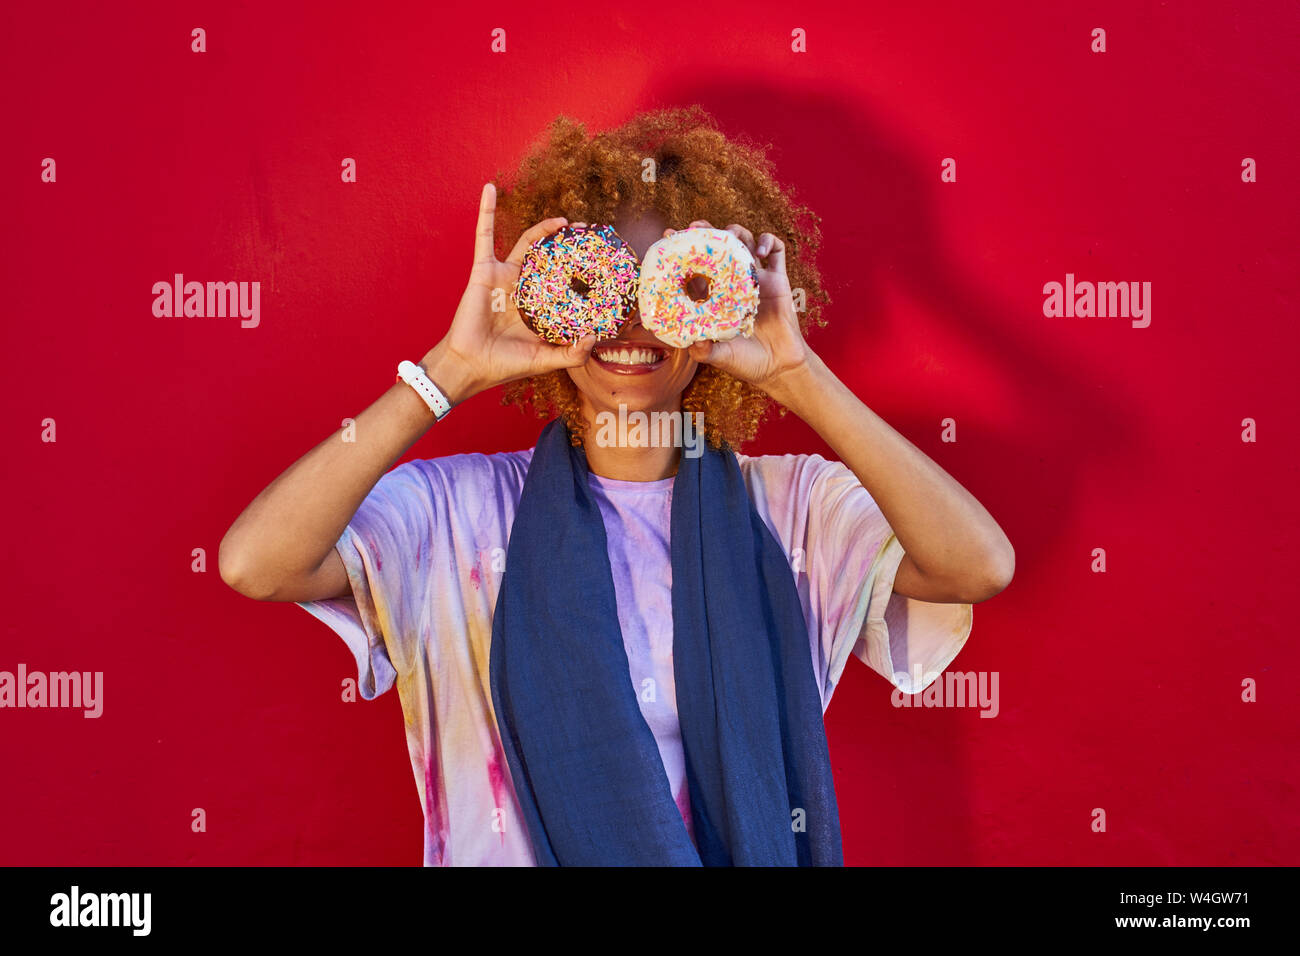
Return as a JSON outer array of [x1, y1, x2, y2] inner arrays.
[[666, 221, 815, 397]]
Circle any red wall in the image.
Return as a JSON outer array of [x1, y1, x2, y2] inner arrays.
[[3, 1, 1296, 865]]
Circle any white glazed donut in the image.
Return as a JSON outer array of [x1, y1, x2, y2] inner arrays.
[[636, 228, 761, 348]]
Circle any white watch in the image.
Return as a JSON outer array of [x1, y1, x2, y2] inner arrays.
[[396, 360, 452, 420]]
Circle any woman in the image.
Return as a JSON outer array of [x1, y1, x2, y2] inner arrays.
[[219, 107, 1014, 866]]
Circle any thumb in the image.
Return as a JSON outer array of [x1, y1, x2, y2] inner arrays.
[[691, 339, 739, 369], [688, 340, 715, 364], [539, 333, 597, 371]]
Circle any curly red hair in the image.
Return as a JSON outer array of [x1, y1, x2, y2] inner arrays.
[[493, 105, 829, 450]]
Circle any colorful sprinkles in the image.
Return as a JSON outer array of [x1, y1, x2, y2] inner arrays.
[[636, 228, 761, 348], [511, 224, 639, 345]]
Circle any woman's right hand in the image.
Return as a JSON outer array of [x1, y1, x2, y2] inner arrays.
[[419, 183, 596, 406]]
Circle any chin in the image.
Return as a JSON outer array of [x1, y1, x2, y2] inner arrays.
[[569, 355, 697, 416]]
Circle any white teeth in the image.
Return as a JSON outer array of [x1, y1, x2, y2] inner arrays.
[[596, 346, 662, 366]]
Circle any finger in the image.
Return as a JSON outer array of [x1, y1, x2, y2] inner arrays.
[[688, 340, 714, 364], [757, 233, 787, 275], [474, 183, 497, 265], [689, 336, 739, 371], [726, 223, 756, 255], [523, 331, 596, 372], [688, 220, 713, 230], [536, 333, 597, 370], [505, 216, 569, 266], [662, 228, 677, 238]]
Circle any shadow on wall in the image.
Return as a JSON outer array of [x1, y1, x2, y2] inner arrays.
[[654, 80, 1144, 862]]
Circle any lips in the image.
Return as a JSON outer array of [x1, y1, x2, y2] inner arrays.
[[591, 341, 670, 374]]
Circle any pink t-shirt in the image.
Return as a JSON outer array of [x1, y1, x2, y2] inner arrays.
[[297, 449, 973, 865], [585, 469, 696, 842]]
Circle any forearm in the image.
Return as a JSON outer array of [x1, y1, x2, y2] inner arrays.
[[218, 346, 471, 598], [217, 184, 600, 599], [765, 351, 1014, 603]]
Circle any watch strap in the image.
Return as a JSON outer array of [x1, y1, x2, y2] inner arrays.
[[396, 360, 452, 420]]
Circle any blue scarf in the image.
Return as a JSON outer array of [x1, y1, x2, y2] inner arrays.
[[489, 418, 843, 865]]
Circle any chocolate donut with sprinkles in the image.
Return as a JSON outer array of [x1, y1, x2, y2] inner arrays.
[[511, 224, 640, 345], [636, 227, 762, 348]]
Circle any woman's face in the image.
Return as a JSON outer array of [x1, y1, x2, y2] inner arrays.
[[565, 210, 699, 418]]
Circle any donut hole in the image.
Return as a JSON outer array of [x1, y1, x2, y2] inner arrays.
[[683, 274, 712, 302], [569, 276, 592, 298]]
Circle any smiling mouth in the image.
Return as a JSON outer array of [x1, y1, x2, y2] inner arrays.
[[591, 342, 670, 374]]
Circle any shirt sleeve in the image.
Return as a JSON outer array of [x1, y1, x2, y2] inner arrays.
[[295, 459, 437, 701], [806, 455, 974, 701], [744, 453, 974, 709]]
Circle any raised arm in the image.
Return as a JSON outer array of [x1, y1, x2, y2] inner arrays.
[[218, 184, 596, 602], [675, 220, 1015, 606], [218, 373, 446, 602]]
